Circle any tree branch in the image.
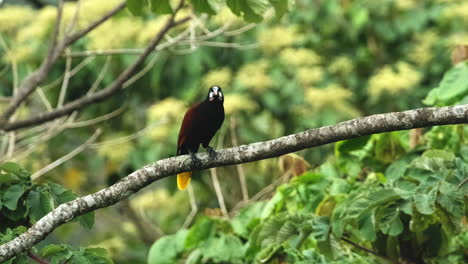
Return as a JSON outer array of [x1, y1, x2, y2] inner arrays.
[[0, 105, 467, 261], [1, 15, 191, 132]]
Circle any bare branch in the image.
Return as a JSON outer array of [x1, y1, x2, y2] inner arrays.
[[1, 14, 191, 132], [1, 91, 467, 261], [31, 129, 101, 181], [63, 1, 126, 46]]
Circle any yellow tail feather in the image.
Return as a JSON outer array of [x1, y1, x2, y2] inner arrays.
[[177, 171, 192, 190]]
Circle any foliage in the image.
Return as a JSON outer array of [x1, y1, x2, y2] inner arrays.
[[0, 162, 107, 263]]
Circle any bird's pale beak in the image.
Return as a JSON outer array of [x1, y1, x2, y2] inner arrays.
[[213, 90, 218, 96]]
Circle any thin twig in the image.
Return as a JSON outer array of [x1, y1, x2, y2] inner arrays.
[[182, 184, 198, 228], [65, 105, 126, 128], [64, 1, 126, 46], [230, 117, 249, 201], [31, 129, 101, 180], [57, 49, 72, 107], [36, 88, 54, 112], [27, 251, 49, 264], [210, 168, 228, 216], [341, 237, 392, 261]]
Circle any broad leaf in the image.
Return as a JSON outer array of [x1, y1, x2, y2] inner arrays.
[[26, 188, 54, 221], [423, 62, 468, 106], [148, 230, 187, 264], [0, 162, 30, 179], [3, 184, 25, 211], [126, 0, 145, 16], [150, 0, 173, 14]]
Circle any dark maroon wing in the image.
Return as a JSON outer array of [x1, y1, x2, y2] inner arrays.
[[177, 103, 200, 155]]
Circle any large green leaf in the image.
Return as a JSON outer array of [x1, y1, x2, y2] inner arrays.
[[148, 230, 187, 264], [185, 217, 216, 249], [227, 0, 269, 22], [269, 0, 289, 17], [3, 184, 25, 211], [413, 191, 437, 215], [126, 0, 145, 16], [423, 62, 468, 106], [26, 188, 54, 221], [0, 162, 30, 179], [191, 0, 224, 14], [311, 216, 330, 242], [77, 212, 95, 230], [199, 233, 245, 263], [231, 202, 265, 238], [150, 0, 173, 14]]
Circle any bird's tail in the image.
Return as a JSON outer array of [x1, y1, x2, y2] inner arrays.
[[177, 171, 192, 190]]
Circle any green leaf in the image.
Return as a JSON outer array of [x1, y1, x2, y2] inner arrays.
[[437, 182, 464, 219], [0, 162, 30, 179], [126, 0, 145, 16], [185, 217, 216, 249], [26, 188, 54, 222], [231, 202, 265, 238], [357, 212, 376, 241], [0, 173, 19, 185], [150, 0, 173, 14], [3, 184, 26, 210], [227, 0, 269, 22], [423, 62, 468, 106], [50, 183, 76, 206], [269, 0, 289, 17], [41, 244, 66, 257], [311, 216, 330, 242], [413, 191, 437, 215], [191, 0, 224, 14], [199, 233, 245, 263], [335, 135, 371, 157], [77, 212, 95, 229], [148, 230, 187, 264]]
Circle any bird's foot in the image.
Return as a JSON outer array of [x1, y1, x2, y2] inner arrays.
[[206, 146, 217, 160], [189, 152, 202, 168]]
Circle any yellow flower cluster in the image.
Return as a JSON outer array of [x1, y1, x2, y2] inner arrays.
[[87, 18, 144, 50], [296, 66, 324, 86], [258, 26, 298, 53], [443, 1, 468, 21], [96, 135, 135, 163], [280, 48, 321, 67], [368, 62, 422, 97], [305, 84, 360, 117], [394, 0, 418, 10], [409, 31, 438, 66], [137, 18, 167, 45], [224, 94, 258, 115], [2, 45, 35, 64], [448, 33, 468, 46], [202, 67, 232, 88], [236, 59, 273, 92], [78, 0, 124, 29], [147, 97, 186, 141], [211, 7, 244, 26], [0, 6, 34, 34], [328, 56, 354, 75]]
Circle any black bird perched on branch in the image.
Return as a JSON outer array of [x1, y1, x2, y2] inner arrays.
[[176, 86, 225, 190]]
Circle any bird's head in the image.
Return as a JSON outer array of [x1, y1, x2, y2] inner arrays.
[[206, 86, 223, 103]]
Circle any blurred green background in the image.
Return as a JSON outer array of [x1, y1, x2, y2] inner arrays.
[[0, 0, 467, 263]]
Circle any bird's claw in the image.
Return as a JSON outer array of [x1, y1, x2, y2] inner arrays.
[[206, 146, 217, 160], [190, 153, 202, 168]]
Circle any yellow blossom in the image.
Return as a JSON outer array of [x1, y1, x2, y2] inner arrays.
[[137, 18, 167, 45], [236, 59, 273, 92], [96, 134, 134, 163], [296, 66, 324, 86], [305, 84, 360, 117], [147, 98, 186, 141], [87, 18, 144, 50], [442, 1, 468, 22], [328, 56, 354, 75], [224, 94, 258, 115], [368, 62, 422, 97], [280, 48, 321, 67], [211, 7, 244, 26], [2, 45, 35, 64], [0, 6, 35, 34], [259, 26, 298, 53], [394, 0, 417, 10], [63, 167, 85, 191], [409, 31, 438, 66], [202, 67, 232, 88]]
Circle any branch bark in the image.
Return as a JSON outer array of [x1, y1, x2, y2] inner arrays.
[[0, 105, 467, 261]]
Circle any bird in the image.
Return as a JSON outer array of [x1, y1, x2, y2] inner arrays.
[[176, 86, 225, 190]]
